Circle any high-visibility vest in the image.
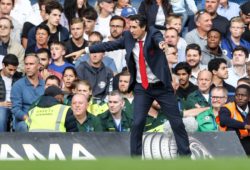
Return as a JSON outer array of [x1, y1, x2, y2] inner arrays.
[[26, 104, 70, 132], [216, 102, 249, 138]]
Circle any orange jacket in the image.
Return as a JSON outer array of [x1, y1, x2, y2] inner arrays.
[[216, 102, 249, 138]]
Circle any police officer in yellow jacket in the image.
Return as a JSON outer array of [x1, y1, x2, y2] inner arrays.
[[218, 84, 250, 155], [26, 85, 78, 132]]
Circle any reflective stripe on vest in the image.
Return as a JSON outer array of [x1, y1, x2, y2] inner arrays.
[[217, 102, 249, 138], [27, 104, 69, 132]]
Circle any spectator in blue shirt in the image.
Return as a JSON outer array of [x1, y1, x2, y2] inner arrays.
[[11, 53, 45, 132]]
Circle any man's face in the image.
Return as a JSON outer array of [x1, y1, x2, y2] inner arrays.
[[47, 9, 61, 27], [108, 95, 124, 115], [210, 89, 227, 108], [207, 31, 221, 49], [230, 22, 245, 39], [118, 75, 130, 93], [197, 71, 212, 93], [2, 64, 17, 78], [196, 13, 212, 32], [214, 63, 228, 79], [71, 95, 88, 117], [186, 49, 201, 68], [166, 18, 182, 33], [110, 19, 124, 39], [76, 84, 92, 99], [205, 0, 219, 15], [232, 50, 247, 66], [45, 79, 60, 89], [164, 29, 178, 46], [99, 1, 115, 13], [35, 28, 49, 46], [240, 13, 250, 25], [246, 64, 250, 78], [129, 20, 146, 40], [166, 47, 178, 65], [89, 52, 104, 66], [71, 22, 84, 40], [176, 69, 190, 87], [0, 19, 11, 37], [37, 52, 50, 70], [83, 17, 96, 34], [0, 0, 13, 15], [24, 56, 40, 77], [50, 44, 65, 61], [235, 88, 250, 107]]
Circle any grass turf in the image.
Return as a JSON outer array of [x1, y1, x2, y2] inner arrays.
[[0, 158, 249, 170]]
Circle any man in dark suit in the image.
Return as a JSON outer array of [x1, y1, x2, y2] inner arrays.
[[66, 14, 191, 157]]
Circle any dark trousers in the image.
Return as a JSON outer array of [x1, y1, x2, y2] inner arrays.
[[130, 83, 191, 156]]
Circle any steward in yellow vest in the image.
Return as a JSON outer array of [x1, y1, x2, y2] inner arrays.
[[26, 85, 78, 132], [218, 85, 250, 155]]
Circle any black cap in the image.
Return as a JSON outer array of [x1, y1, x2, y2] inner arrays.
[[44, 85, 64, 97], [240, 1, 250, 16]]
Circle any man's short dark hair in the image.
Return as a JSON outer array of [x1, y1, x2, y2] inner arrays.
[[174, 62, 192, 75], [110, 15, 126, 28], [129, 14, 147, 30], [2, 54, 19, 66], [45, 75, 61, 87], [35, 23, 50, 35], [45, 0, 63, 14], [236, 84, 250, 96], [81, 7, 98, 21], [185, 43, 201, 55], [232, 46, 249, 58], [36, 48, 51, 59], [208, 58, 227, 73], [207, 28, 222, 40]]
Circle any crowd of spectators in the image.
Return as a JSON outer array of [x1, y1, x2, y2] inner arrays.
[[0, 0, 250, 154]]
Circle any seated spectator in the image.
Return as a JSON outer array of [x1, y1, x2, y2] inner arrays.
[[118, 70, 134, 118], [120, 6, 136, 30], [94, 0, 115, 39], [0, 17, 24, 73], [174, 62, 198, 101], [240, 1, 250, 43], [0, 54, 22, 132], [196, 86, 228, 132], [217, 0, 240, 21], [208, 58, 235, 93], [76, 40, 114, 100], [218, 84, 250, 155], [26, 85, 78, 132], [185, 43, 206, 85], [201, 28, 230, 66], [62, 66, 78, 105], [64, 17, 88, 64], [44, 74, 61, 89], [185, 69, 212, 110], [185, 10, 212, 50], [25, 24, 50, 54], [74, 31, 117, 73], [221, 17, 250, 59], [98, 90, 132, 132], [81, 7, 98, 40], [37, 48, 62, 80], [237, 77, 250, 87], [74, 80, 108, 116], [166, 14, 187, 62], [225, 46, 248, 87], [144, 100, 167, 132], [0, 0, 22, 43], [11, 53, 45, 132], [48, 41, 74, 77], [104, 15, 127, 73], [71, 94, 103, 132]]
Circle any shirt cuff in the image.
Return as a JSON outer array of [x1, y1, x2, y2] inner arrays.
[[85, 47, 90, 54]]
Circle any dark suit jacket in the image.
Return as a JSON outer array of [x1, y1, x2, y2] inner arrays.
[[89, 26, 173, 91]]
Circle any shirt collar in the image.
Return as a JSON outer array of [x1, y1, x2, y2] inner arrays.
[[237, 104, 249, 114]]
